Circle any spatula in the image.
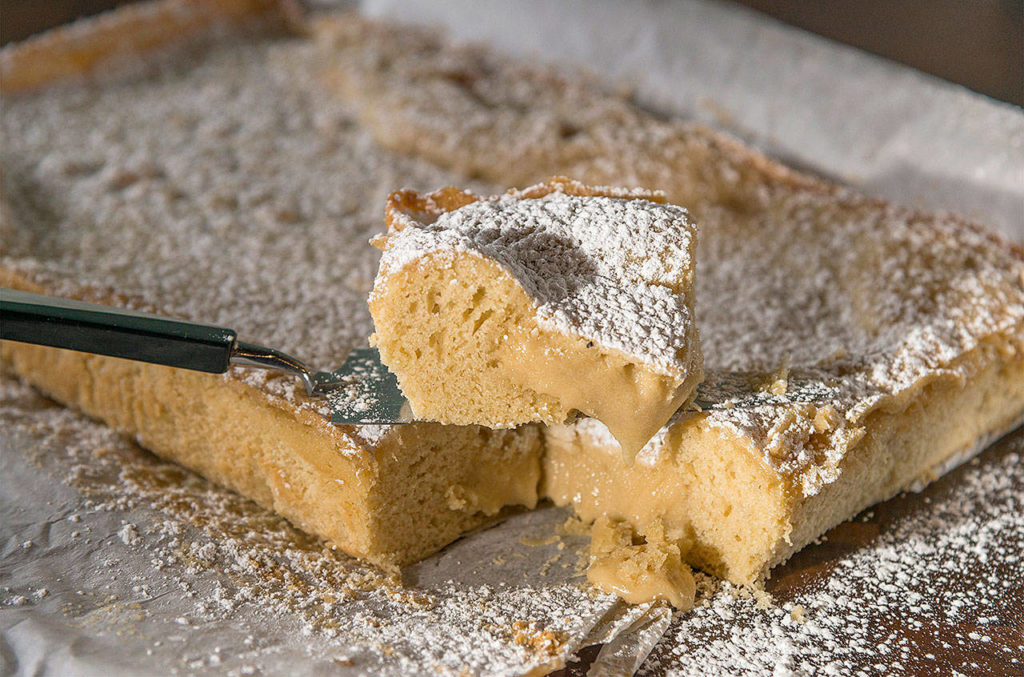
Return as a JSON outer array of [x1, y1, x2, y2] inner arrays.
[[0, 288, 411, 425]]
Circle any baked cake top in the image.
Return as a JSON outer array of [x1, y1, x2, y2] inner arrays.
[[0, 34, 452, 438]]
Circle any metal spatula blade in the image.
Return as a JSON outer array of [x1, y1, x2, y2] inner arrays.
[[327, 348, 413, 425], [0, 288, 412, 426]]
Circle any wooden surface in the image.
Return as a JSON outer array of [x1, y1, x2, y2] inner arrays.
[[734, 0, 1023, 106]]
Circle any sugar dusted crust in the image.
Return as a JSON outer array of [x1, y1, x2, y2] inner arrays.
[[0, 0, 301, 96], [377, 177, 697, 374]]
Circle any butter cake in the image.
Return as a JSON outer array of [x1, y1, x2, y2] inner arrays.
[[317, 16, 1024, 584], [370, 177, 702, 456], [1, 3, 1021, 608], [0, 1, 543, 572]]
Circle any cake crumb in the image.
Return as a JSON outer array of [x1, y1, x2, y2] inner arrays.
[[511, 621, 568, 658], [586, 517, 695, 610], [558, 516, 591, 537], [118, 523, 141, 547]]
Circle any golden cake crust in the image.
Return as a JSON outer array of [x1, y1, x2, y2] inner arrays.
[[0, 0, 302, 96]]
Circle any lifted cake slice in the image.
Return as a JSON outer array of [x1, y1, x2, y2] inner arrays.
[[369, 178, 703, 458]]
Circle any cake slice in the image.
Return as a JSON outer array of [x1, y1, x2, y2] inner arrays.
[[369, 177, 703, 457], [318, 16, 1024, 584]]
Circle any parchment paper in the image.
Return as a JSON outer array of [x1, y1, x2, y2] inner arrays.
[[3, 2, 1022, 675]]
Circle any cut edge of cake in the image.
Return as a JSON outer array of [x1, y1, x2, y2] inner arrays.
[[0, 268, 546, 572], [545, 338, 1024, 584]]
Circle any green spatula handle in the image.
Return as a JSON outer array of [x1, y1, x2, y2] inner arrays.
[[1, 288, 237, 372], [0, 288, 314, 386]]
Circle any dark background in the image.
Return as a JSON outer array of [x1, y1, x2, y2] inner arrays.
[[1, 0, 1022, 106]]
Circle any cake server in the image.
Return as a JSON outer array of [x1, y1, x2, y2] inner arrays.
[[0, 288, 411, 425]]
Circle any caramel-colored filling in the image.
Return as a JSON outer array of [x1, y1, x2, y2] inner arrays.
[[586, 517, 695, 610], [500, 325, 695, 459], [543, 418, 791, 585]]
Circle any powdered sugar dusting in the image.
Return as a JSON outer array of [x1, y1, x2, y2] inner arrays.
[[0, 13, 1021, 673], [322, 16, 1024, 495], [378, 192, 697, 374], [690, 196, 1024, 494], [0, 32, 490, 442]]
